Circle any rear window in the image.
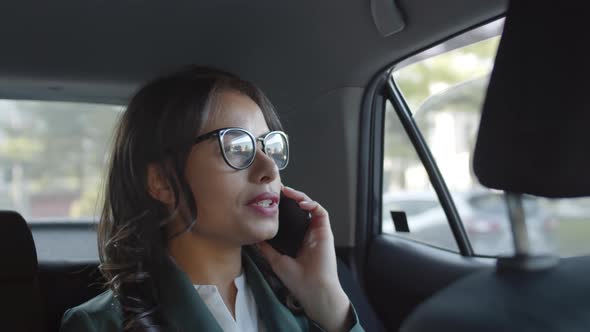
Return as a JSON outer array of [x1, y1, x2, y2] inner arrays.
[[0, 99, 122, 222]]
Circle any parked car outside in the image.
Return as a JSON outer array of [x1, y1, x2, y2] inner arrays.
[[382, 191, 557, 256]]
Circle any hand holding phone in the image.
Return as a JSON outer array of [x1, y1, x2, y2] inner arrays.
[[266, 193, 312, 257], [257, 188, 351, 332]]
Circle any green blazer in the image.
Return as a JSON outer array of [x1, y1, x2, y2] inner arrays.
[[60, 251, 364, 331]]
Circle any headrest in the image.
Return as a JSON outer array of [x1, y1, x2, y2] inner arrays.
[[0, 211, 38, 279], [473, 1, 590, 198]]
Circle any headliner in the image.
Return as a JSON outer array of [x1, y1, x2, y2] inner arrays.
[[0, 0, 506, 109]]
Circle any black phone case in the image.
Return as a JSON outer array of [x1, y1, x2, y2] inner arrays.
[[266, 194, 311, 257]]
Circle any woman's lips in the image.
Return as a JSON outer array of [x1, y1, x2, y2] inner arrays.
[[247, 202, 278, 217], [247, 192, 279, 217]]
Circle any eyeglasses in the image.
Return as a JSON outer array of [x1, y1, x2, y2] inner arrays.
[[193, 127, 289, 170]]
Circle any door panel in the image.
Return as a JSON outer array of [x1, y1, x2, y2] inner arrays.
[[365, 235, 492, 330]]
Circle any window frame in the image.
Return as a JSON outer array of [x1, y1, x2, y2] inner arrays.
[[383, 78, 474, 256], [363, 17, 508, 258]]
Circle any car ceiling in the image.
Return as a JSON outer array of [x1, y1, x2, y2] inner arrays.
[[0, 0, 507, 109]]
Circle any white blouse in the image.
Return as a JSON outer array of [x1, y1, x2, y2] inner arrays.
[[193, 270, 265, 332]]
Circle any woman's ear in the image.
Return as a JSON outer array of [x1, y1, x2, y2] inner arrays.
[[147, 164, 175, 205]]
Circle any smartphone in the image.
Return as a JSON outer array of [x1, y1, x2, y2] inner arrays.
[[266, 193, 312, 257]]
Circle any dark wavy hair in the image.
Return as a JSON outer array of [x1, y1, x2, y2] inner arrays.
[[97, 66, 301, 331]]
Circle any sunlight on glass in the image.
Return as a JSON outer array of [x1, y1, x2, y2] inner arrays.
[[228, 133, 252, 146], [0, 100, 122, 221]]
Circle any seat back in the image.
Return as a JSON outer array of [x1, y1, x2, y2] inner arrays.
[[38, 262, 105, 332], [402, 257, 590, 332], [0, 211, 46, 332]]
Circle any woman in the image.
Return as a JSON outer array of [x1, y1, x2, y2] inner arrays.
[[60, 66, 364, 332]]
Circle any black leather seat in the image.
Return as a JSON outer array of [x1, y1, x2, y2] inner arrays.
[[402, 256, 590, 332], [0, 211, 46, 332], [38, 262, 104, 332]]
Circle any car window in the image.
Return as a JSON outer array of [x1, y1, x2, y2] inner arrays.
[[468, 193, 539, 216], [391, 200, 440, 216], [382, 99, 458, 252], [390, 19, 590, 257], [0, 99, 122, 222]]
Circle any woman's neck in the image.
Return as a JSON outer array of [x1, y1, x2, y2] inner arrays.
[[167, 231, 243, 286], [167, 231, 242, 319]]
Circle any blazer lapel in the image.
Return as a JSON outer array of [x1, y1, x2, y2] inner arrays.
[[243, 252, 305, 332], [154, 249, 305, 332], [157, 255, 224, 332]]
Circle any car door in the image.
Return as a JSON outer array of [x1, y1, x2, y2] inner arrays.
[[358, 20, 504, 331]]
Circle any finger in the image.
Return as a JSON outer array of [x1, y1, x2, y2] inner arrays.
[[282, 185, 332, 229], [298, 200, 328, 220], [282, 185, 312, 203], [298, 200, 333, 232], [282, 185, 311, 201]]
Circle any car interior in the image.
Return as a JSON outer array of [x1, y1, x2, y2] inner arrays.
[[1, 0, 589, 331]]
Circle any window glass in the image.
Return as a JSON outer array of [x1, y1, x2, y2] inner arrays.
[[383, 100, 458, 252], [389, 19, 590, 257], [0, 99, 122, 222]]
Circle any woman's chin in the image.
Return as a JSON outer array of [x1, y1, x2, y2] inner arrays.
[[244, 223, 278, 244]]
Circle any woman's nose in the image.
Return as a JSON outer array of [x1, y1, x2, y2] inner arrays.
[[250, 147, 279, 183]]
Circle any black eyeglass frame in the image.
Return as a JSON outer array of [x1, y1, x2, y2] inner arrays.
[[193, 127, 290, 170]]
